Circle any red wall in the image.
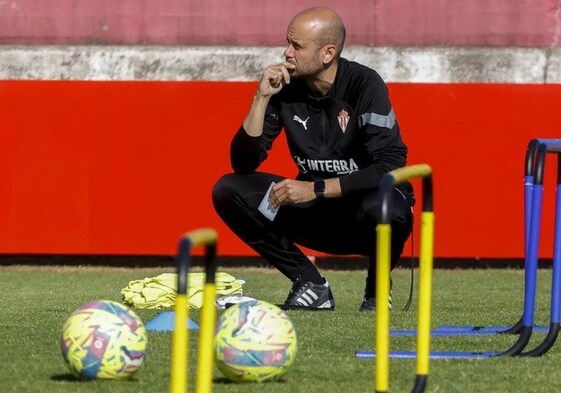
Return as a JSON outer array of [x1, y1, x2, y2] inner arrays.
[[0, 0, 558, 47], [2, 81, 561, 258]]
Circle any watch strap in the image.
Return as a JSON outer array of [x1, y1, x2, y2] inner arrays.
[[314, 180, 325, 198]]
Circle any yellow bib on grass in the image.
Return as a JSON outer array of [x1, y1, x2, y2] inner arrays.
[[121, 272, 244, 309]]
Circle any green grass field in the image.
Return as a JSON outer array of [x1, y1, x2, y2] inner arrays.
[[1, 264, 559, 392]]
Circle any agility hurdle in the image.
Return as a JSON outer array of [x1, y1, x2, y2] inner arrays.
[[434, 139, 551, 336], [520, 138, 561, 355], [369, 164, 434, 393], [358, 138, 561, 359], [389, 139, 558, 339], [433, 139, 561, 353], [515, 139, 561, 356], [170, 228, 218, 393]]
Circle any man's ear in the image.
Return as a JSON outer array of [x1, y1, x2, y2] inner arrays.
[[321, 44, 337, 64]]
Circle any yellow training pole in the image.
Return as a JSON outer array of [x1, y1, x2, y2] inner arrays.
[[170, 247, 190, 393], [372, 164, 433, 393], [415, 212, 434, 384], [196, 270, 218, 392], [170, 228, 217, 393], [375, 223, 391, 393]]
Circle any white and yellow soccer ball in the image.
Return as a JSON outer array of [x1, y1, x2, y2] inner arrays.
[[214, 299, 297, 383], [60, 300, 147, 380]]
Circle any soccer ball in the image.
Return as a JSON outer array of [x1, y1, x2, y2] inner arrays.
[[214, 299, 297, 383], [60, 300, 147, 380]]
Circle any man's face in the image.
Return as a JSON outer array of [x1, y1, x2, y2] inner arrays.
[[283, 19, 325, 78]]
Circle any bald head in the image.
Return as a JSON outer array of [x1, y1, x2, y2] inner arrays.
[[289, 7, 346, 57]]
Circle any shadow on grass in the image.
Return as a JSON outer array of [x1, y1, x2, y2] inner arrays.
[[50, 374, 140, 383], [213, 376, 286, 385], [50, 374, 85, 382]]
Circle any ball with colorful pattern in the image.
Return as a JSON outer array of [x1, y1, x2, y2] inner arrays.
[[60, 300, 147, 380], [214, 299, 297, 383]]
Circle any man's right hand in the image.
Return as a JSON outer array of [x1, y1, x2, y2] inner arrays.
[[258, 62, 296, 97], [242, 62, 296, 137]]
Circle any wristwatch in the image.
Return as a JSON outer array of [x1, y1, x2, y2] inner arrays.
[[314, 180, 325, 198]]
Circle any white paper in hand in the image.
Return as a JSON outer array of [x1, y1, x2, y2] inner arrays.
[[258, 182, 279, 221]]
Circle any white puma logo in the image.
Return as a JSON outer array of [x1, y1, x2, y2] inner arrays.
[[293, 115, 309, 130]]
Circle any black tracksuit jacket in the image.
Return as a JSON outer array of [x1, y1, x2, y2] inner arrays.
[[230, 57, 412, 198]]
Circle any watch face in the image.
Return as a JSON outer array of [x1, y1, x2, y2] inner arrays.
[[314, 180, 325, 193]]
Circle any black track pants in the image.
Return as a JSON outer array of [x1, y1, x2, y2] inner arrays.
[[212, 172, 413, 291]]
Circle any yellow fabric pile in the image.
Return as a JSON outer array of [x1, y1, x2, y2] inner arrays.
[[121, 272, 244, 309]]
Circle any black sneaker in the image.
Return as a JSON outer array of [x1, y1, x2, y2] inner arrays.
[[279, 278, 335, 311], [358, 291, 393, 312], [359, 278, 393, 312]]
